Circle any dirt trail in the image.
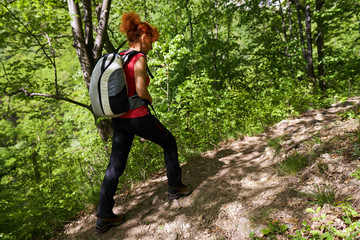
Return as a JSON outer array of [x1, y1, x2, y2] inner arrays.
[[60, 97, 360, 240]]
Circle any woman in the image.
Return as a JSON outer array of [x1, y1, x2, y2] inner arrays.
[[95, 12, 191, 233]]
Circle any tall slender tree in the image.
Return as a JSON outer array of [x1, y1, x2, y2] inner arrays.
[[67, 0, 114, 141], [315, 0, 326, 91]]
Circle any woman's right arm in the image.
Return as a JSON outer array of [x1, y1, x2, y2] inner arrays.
[[134, 56, 153, 104]]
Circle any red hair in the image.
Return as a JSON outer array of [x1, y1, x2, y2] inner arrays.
[[120, 12, 159, 44]]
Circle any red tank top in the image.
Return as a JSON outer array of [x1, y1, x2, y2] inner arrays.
[[119, 51, 150, 118]]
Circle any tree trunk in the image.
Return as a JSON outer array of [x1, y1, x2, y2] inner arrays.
[[292, 0, 315, 84], [93, 0, 112, 62], [278, 0, 288, 43], [185, 0, 194, 42], [293, 0, 306, 59], [211, 6, 218, 74], [31, 148, 41, 183], [67, 0, 113, 142], [304, 3, 315, 83], [212, 27, 218, 73], [144, 0, 148, 21], [67, 0, 93, 88], [83, 0, 94, 64], [287, 0, 293, 39], [95, 117, 113, 142], [315, 0, 326, 91]]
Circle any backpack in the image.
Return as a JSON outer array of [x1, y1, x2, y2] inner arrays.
[[89, 50, 152, 118]]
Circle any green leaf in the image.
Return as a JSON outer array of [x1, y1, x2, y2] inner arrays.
[[260, 228, 272, 235], [310, 230, 320, 236], [280, 224, 288, 232], [306, 208, 316, 213]]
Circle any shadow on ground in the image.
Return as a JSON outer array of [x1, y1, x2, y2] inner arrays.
[[59, 97, 360, 240]]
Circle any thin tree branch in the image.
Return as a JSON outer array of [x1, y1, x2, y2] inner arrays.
[[43, 33, 59, 96], [115, 39, 127, 52], [0, 61, 10, 84], [103, 31, 116, 53], [52, 34, 73, 39], [20, 88, 92, 111], [93, 0, 112, 62], [356, 11, 360, 35], [0, 2, 54, 67], [1, 2, 66, 96]]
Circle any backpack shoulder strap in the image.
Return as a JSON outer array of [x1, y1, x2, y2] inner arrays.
[[119, 50, 154, 79], [120, 50, 142, 64], [100, 53, 116, 73]]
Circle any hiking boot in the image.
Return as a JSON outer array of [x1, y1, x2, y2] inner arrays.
[[168, 184, 192, 200], [95, 213, 125, 233]]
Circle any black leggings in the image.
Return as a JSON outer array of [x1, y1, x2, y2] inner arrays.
[[97, 113, 182, 218]]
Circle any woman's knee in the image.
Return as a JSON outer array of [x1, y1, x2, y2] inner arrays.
[[162, 134, 177, 151], [106, 161, 126, 180]]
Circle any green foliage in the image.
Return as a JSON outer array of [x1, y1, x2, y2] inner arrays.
[[293, 204, 360, 240], [252, 203, 360, 239], [0, 2, 98, 236], [250, 220, 288, 239], [350, 169, 360, 180], [267, 137, 283, 152], [352, 144, 360, 158], [0, 95, 108, 239], [305, 185, 336, 207], [337, 199, 359, 226], [338, 108, 360, 120], [279, 153, 309, 175], [261, 220, 288, 236], [317, 162, 329, 173]]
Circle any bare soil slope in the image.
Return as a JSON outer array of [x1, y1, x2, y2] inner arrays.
[[59, 97, 360, 240]]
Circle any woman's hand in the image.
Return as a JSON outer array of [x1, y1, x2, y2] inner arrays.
[[134, 56, 153, 104]]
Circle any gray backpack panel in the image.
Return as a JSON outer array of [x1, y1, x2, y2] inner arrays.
[[89, 52, 147, 118]]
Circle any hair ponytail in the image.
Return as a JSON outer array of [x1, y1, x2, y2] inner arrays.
[[120, 12, 159, 44]]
